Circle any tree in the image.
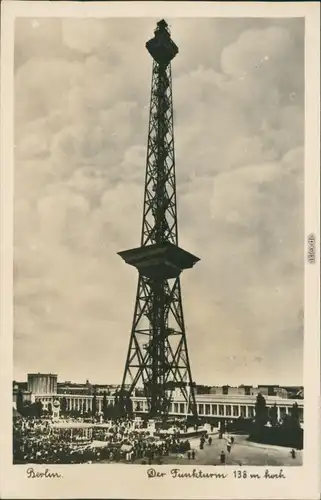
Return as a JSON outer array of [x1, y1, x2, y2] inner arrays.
[[126, 395, 133, 419], [281, 413, 290, 428], [269, 403, 278, 427], [254, 393, 268, 429], [92, 390, 97, 416], [115, 389, 133, 419], [102, 392, 108, 420], [290, 403, 301, 430], [280, 403, 303, 448], [60, 397, 67, 414], [114, 390, 119, 407], [35, 399, 43, 418], [112, 390, 124, 420], [26, 401, 41, 418], [16, 388, 24, 415]]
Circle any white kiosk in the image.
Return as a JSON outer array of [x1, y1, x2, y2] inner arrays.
[[52, 399, 60, 421], [147, 419, 156, 436], [134, 416, 143, 429]]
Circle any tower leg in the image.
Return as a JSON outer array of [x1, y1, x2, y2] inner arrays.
[[121, 275, 198, 422]]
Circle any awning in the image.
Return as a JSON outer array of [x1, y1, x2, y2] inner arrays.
[[120, 444, 133, 452], [51, 423, 93, 429]]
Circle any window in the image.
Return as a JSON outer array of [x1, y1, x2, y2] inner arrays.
[[226, 405, 231, 416], [240, 406, 246, 417], [280, 407, 286, 417], [219, 405, 224, 416], [174, 403, 179, 413], [199, 404, 204, 415], [248, 406, 254, 418], [212, 404, 217, 415], [180, 403, 185, 414], [205, 404, 210, 415], [233, 405, 239, 417]]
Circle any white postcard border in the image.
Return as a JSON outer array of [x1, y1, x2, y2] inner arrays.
[[0, 2, 320, 499]]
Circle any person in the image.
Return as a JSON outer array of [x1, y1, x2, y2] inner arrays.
[[227, 436, 232, 453], [231, 436, 234, 444], [208, 436, 212, 445], [291, 449, 296, 459], [187, 451, 191, 460], [191, 449, 195, 460], [220, 450, 226, 464]]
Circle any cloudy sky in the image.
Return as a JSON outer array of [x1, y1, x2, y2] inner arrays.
[[13, 16, 304, 386]]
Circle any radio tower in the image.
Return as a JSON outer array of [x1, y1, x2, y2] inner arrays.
[[118, 20, 199, 421]]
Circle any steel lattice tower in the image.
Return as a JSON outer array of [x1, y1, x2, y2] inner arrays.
[[118, 20, 199, 421]]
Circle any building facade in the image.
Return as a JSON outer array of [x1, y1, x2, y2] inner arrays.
[[27, 373, 57, 396], [33, 392, 304, 423], [14, 374, 304, 424], [196, 384, 301, 399], [12, 385, 31, 409]]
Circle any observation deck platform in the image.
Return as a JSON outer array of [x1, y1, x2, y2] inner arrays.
[[118, 242, 199, 279]]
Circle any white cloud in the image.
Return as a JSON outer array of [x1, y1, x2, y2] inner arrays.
[[221, 26, 293, 77], [13, 18, 304, 386]]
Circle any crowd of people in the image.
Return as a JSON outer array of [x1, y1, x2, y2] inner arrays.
[[13, 415, 197, 465], [13, 418, 74, 464]]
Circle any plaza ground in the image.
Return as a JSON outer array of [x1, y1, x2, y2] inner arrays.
[[140, 433, 303, 467]]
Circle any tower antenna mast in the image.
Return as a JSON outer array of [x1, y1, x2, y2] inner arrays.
[[118, 20, 199, 422]]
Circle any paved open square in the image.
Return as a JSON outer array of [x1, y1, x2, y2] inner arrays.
[[159, 434, 303, 467]]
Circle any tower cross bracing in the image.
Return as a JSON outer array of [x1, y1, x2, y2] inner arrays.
[[118, 20, 199, 421]]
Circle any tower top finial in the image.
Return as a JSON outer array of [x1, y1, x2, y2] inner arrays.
[[146, 19, 178, 65], [155, 19, 169, 34]]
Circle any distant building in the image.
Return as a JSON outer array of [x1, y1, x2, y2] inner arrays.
[[12, 381, 28, 391], [13, 374, 304, 425], [194, 384, 300, 398], [12, 384, 31, 409], [27, 373, 57, 398], [57, 380, 130, 396], [57, 381, 94, 396], [203, 385, 254, 396], [195, 385, 212, 395], [258, 385, 279, 396], [283, 386, 304, 399]]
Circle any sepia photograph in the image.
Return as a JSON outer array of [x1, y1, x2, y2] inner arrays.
[[0, 2, 320, 499], [12, 14, 305, 468]]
